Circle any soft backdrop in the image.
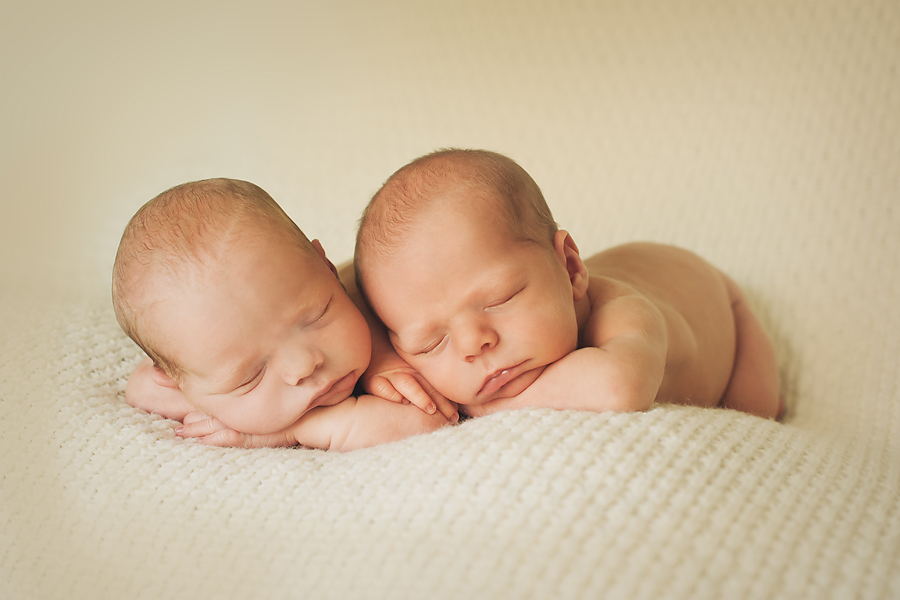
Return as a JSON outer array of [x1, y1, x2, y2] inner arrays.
[[2, 1, 898, 599]]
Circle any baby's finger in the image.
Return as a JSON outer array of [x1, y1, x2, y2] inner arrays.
[[176, 415, 226, 438], [201, 429, 294, 449], [414, 379, 458, 423], [366, 375, 406, 404], [197, 428, 245, 447], [431, 393, 459, 424], [388, 372, 439, 414], [182, 411, 213, 425]]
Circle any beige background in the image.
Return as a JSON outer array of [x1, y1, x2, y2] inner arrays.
[[2, 2, 899, 599], [6, 1, 894, 300]]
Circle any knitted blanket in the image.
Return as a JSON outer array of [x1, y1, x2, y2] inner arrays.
[[2, 1, 898, 599]]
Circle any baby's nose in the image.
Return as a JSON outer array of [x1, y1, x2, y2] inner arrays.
[[280, 347, 324, 386], [457, 322, 498, 362], [464, 341, 495, 363]]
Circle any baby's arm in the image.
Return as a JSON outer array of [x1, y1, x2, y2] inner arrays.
[[179, 394, 451, 452], [297, 394, 452, 451], [125, 357, 195, 421], [337, 261, 458, 423], [464, 294, 668, 417]]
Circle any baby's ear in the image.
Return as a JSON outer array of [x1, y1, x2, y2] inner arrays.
[[311, 239, 339, 277], [150, 365, 181, 389], [553, 230, 589, 301]]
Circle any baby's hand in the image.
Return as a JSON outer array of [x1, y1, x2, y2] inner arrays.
[[126, 357, 195, 421], [176, 411, 295, 448], [365, 367, 459, 424]]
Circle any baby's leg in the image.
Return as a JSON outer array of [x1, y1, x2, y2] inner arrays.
[[720, 274, 783, 420]]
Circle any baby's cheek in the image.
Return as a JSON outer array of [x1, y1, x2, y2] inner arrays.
[[347, 315, 374, 371], [546, 303, 581, 353], [410, 357, 458, 400], [213, 403, 256, 433]]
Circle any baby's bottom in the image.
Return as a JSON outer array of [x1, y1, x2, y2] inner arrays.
[[720, 274, 784, 420]]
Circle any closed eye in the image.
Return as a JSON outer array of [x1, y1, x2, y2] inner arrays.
[[307, 295, 333, 326], [487, 286, 524, 309], [414, 335, 447, 356], [236, 365, 266, 393]]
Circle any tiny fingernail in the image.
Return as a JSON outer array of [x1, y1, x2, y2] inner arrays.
[[427, 404, 436, 414], [175, 427, 184, 436], [451, 413, 459, 424]]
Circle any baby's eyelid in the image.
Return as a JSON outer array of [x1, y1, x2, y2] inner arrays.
[[307, 295, 333, 325], [489, 287, 524, 308], [318, 296, 332, 319], [237, 365, 265, 392], [416, 334, 447, 356]]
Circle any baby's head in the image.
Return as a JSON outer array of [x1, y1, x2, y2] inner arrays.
[[356, 149, 589, 405], [356, 149, 558, 262], [113, 178, 371, 433]]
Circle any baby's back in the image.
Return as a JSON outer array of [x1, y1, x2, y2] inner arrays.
[[584, 242, 736, 407]]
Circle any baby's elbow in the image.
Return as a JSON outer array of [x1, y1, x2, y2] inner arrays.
[[608, 389, 653, 413], [605, 372, 656, 413]]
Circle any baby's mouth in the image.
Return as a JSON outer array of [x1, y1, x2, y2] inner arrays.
[[311, 371, 356, 407], [478, 363, 524, 397]]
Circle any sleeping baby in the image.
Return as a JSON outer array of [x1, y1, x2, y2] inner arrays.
[[355, 149, 784, 420], [117, 152, 781, 453], [112, 178, 456, 452]]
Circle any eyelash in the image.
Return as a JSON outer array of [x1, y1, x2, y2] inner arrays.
[[415, 335, 447, 356], [239, 366, 266, 391], [488, 287, 523, 309], [309, 296, 332, 325]]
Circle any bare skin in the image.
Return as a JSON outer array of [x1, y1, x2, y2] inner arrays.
[[362, 195, 782, 420], [578, 243, 781, 415], [123, 231, 456, 451]]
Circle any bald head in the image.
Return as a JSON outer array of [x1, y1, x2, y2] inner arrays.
[[112, 178, 314, 377], [355, 149, 557, 288]]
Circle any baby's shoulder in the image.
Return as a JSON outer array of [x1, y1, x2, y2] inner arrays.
[[584, 271, 637, 304], [585, 243, 718, 295], [584, 242, 701, 274], [582, 243, 664, 304], [581, 243, 713, 341], [581, 273, 666, 349]]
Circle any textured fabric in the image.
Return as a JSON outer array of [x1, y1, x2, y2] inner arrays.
[[2, 1, 899, 599]]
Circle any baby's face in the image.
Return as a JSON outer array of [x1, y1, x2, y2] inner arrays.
[[363, 202, 580, 405], [147, 234, 371, 434]]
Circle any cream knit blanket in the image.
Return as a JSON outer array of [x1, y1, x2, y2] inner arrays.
[[2, 1, 898, 598]]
